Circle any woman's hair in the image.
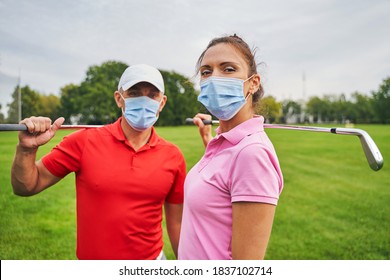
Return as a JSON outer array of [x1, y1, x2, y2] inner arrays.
[[196, 34, 265, 105]]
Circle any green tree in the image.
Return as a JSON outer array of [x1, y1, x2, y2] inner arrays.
[[258, 96, 282, 123], [350, 92, 374, 123], [7, 85, 42, 122], [39, 94, 61, 121], [157, 71, 199, 126], [332, 94, 351, 123], [20, 86, 42, 117], [6, 85, 21, 123], [58, 84, 82, 124], [7, 85, 60, 123], [77, 61, 128, 124], [372, 77, 390, 123], [305, 96, 329, 123], [281, 100, 302, 123], [57, 61, 198, 126]]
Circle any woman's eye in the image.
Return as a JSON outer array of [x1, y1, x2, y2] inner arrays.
[[200, 69, 211, 76], [224, 66, 236, 72]]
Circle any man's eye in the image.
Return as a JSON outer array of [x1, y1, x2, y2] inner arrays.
[[128, 91, 140, 97], [149, 92, 160, 99]]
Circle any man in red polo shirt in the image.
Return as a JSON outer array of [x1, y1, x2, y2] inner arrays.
[[11, 64, 186, 260]]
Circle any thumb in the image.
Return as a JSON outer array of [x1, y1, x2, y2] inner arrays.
[[51, 117, 65, 134]]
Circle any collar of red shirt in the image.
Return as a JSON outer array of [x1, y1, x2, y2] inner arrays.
[[108, 117, 160, 147]]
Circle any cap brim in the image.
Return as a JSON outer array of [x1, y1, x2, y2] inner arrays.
[[121, 80, 164, 93]]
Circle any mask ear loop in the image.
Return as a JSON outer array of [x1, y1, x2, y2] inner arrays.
[[244, 74, 256, 99], [118, 91, 126, 112]]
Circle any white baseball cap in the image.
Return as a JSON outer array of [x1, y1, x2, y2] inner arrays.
[[118, 64, 165, 93]]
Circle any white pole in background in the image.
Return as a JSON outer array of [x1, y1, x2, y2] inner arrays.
[[18, 68, 21, 122]]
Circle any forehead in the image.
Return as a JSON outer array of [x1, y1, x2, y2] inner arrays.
[[201, 43, 248, 68]]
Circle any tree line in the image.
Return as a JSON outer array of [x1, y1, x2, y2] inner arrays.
[[1, 60, 389, 125]]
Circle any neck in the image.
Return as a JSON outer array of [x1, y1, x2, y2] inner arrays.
[[120, 118, 152, 151], [219, 109, 253, 133]]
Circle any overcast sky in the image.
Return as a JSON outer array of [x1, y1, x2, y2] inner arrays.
[[0, 0, 389, 117]]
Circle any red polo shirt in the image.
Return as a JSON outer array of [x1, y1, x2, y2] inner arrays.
[[42, 118, 185, 259]]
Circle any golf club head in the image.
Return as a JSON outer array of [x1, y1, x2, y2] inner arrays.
[[335, 128, 384, 171], [357, 131, 384, 171]]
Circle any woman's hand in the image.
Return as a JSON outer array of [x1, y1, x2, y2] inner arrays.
[[192, 113, 213, 147]]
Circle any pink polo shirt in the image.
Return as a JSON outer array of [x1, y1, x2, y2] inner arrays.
[[178, 116, 283, 260]]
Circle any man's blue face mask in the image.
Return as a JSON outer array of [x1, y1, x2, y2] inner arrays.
[[120, 94, 162, 131], [197, 75, 254, 121]]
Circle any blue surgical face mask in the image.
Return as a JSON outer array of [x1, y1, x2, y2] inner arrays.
[[120, 94, 162, 131], [197, 75, 253, 121]]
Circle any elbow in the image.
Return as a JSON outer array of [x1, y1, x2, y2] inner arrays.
[[11, 180, 38, 197], [12, 189, 35, 197], [12, 186, 35, 197]]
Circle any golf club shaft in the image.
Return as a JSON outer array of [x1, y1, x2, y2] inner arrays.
[[0, 124, 103, 131], [185, 118, 384, 171]]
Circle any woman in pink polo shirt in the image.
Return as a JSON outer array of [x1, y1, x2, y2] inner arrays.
[[178, 34, 284, 260]]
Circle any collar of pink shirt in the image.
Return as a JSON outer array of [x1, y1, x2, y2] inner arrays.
[[214, 115, 265, 145]]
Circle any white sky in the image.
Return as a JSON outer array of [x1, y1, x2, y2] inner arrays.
[[0, 0, 389, 117]]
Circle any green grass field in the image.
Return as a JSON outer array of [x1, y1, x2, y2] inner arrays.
[[0, 124, 389, 260]]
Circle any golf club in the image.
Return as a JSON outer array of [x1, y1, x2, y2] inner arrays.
[[0, 124, 103, 131], [185, 118, 384, 171]]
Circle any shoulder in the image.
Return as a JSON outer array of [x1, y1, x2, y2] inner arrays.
[[234, 133, 280, 169], [154, 136, 185, 160], [59, 125, 112, 148], [158, 137, 183, 153], [236, 142, 273, 163]]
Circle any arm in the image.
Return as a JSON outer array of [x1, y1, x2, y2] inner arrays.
[[232, 202, 276, 260], [11, 116, 64, 196], [164, 202, 183, 259]]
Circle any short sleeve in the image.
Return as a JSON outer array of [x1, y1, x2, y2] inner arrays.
[[165, 147, 186, 204], [230, 143, 283, 205], [41, 130, 86, 178]]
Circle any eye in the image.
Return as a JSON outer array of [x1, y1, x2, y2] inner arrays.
[[149, 90, 161, 99], [127, 90, 141, 97], [200, 69, 212, 77], [224, 66, 236, 73]]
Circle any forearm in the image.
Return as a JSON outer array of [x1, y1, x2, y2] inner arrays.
[[201, 134, 213, 148], [164, 203, 183, 258], [11, 144, 40, 196], [166, 221, 181, 258]]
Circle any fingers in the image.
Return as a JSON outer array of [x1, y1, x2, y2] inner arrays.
[[20, 116, 52, 134], [20, 116, 65, 135], [193, 113, 212, 128], [193, 118, 205, 128]]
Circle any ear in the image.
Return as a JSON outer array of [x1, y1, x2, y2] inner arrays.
[[114, 91, 124, 108], [157, 95, 167, 115], [249, 74, 261, 94]]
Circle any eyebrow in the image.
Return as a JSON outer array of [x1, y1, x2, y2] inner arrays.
[[200, 61, 241, 69]]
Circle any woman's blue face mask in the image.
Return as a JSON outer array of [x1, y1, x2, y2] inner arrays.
[[197, 75, 253, 121]]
